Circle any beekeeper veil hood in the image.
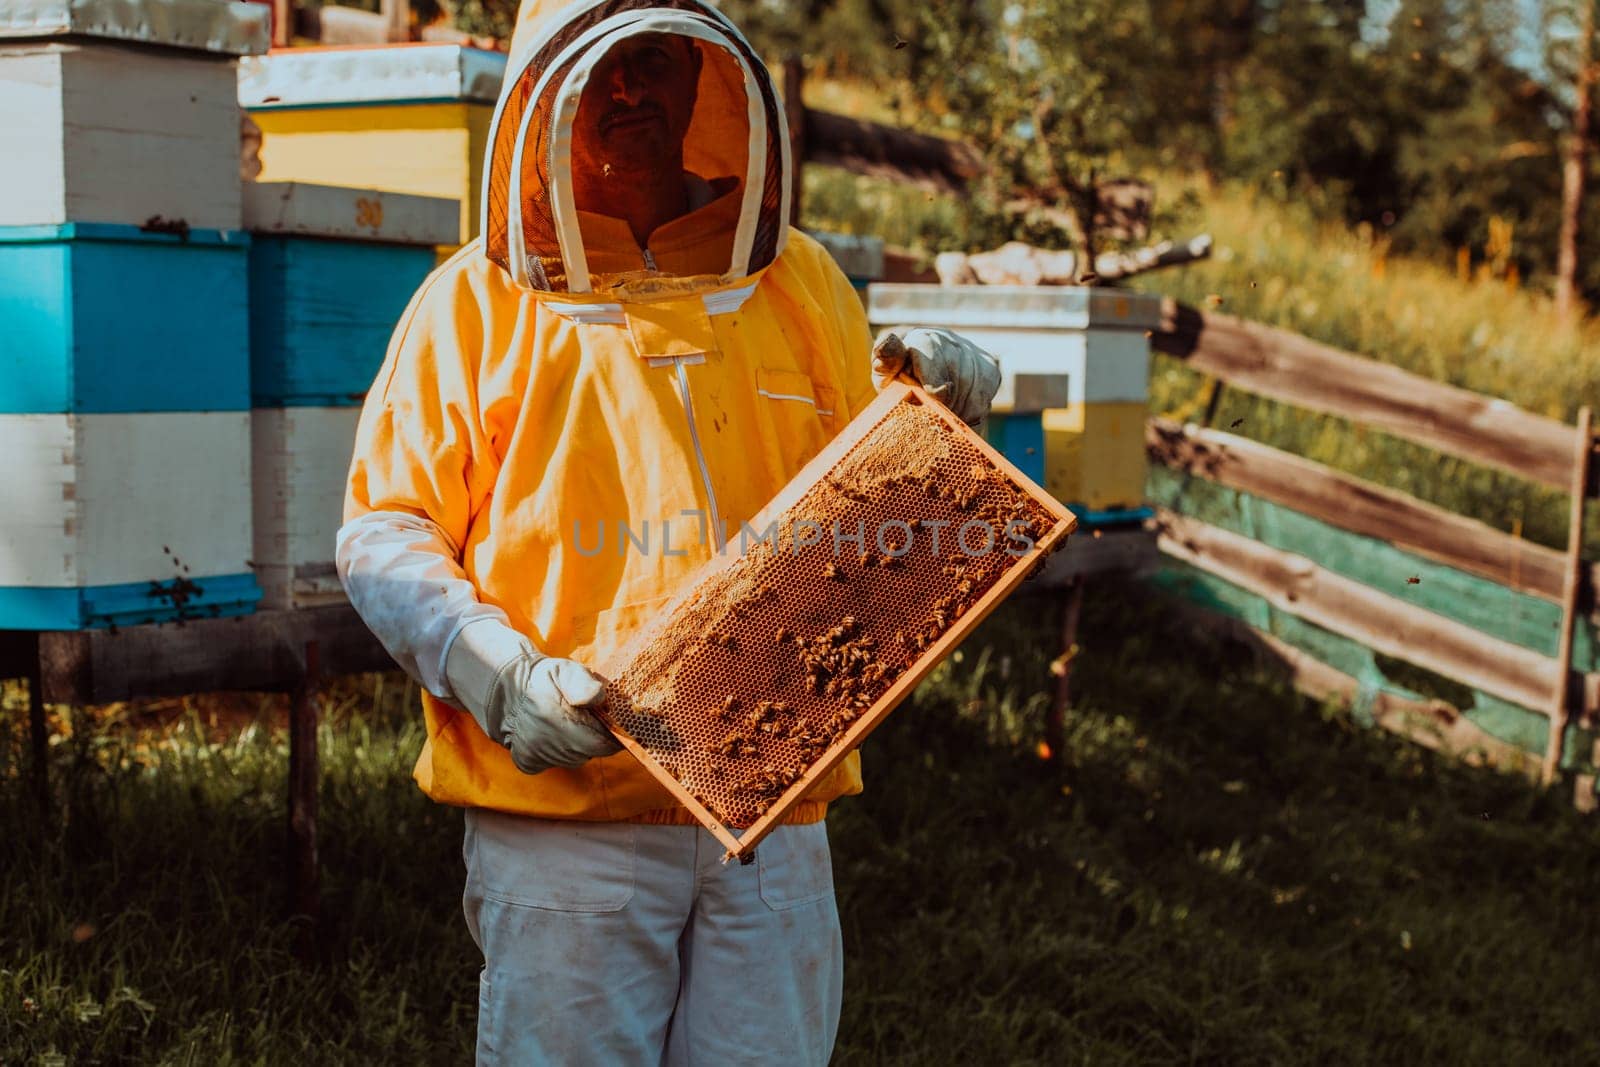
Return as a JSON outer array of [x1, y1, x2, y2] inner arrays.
[[481, 0, 789, 295]]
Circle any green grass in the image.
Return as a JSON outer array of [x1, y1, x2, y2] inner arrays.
[[7, 582, 1600, 1064]]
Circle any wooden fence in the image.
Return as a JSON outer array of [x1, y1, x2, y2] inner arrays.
[[1146, 301, 1600, 798]]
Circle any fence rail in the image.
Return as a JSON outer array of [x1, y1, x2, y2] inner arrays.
[[1149, 301, 1599, 793], [1152, 300, 1580, 489]]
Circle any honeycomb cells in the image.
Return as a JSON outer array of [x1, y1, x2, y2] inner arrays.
[[599, 394, 1068, 830]]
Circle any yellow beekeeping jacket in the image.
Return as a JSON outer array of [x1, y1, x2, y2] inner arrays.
[[344, 0, 874, 824]]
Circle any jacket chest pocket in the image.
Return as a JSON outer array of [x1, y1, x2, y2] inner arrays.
[[755, 367, 837, 460]]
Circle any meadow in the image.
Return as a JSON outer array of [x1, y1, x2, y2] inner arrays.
[[5, 582, 1600, 1065], [5, 170, 1599, 1066]]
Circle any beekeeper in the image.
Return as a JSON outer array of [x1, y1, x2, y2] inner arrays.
[[337, 1, 999, 1062]]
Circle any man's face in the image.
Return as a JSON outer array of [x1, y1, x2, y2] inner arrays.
[[571, 33, 701, 187]]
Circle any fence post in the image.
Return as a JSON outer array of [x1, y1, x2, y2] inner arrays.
[[287, 639, 321, 959], [27, 638, 48, 818], [1046, 576, 1086, 771], [1545, 406, 1593, 788]]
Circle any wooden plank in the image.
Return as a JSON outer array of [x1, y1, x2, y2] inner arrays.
[[0, 414, 78, 587], [1546, 408, 1593, 784], [242, 181, 459, 246], [1174, 600, 1541, 778], [1156, 559, 1555, 755], [1147, 417, 1599, 607], [803, 107, 984, 193], [1146, 464, 1594, 669], [1155, 508, 1565, 715], [77, 412, 253, 586], [1151, 300, 1576, 489], [37, 604, 394, 704]]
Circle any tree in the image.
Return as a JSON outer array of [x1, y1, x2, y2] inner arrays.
[[1554, 0, 1596, 316]]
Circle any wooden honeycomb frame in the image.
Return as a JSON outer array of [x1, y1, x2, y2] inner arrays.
[[596, 381, 1078, 860]]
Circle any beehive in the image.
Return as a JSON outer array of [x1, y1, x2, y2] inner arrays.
[[239, 45, 507, 246], [244, 182, 460, 608], [0, 412, 260, 630], [808, 231, 885, 304], [868, 285, 1161, 519], [245, 182, 459, 406], [0, 0, 268, 231], [597, 381, 1076, 859], [0, 224, 251, 415]]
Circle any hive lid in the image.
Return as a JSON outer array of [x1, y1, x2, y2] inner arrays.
[[243, 182, 460, 246], [238, 43, 506, 108], [868, 283, 1164, 331], [597, 380, 1077, 861], [0, 0, 269, 55]]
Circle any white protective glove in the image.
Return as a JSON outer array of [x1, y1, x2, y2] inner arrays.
[[444, 618, 621, 775], [871, 327, 1002, 426]]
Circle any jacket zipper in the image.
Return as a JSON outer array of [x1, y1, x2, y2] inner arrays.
[[673, 358, 724, 553]]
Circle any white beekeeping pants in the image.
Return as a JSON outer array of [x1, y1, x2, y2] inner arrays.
[[462, 811, 844, 1066]]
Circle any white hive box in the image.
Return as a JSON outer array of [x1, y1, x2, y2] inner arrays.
[[245, 182, 461, 610], [868, 285, 1162, 517], [0, 0, 269, 231], [251, 407, 363, 610], [0, 412, 260, 629]]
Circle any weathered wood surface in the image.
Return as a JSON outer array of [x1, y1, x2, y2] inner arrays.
[[1146, 418, 1598, 607], [803, 108, 984, 194], [1151, 301, 1576, 489], [1546, 407, 1594, 782], [1177, 600, 1542, 778], [1147, 465, 1595, 670], [34, 605, 393, 704], [1154, 508, 1579, 716], [0, 43, 245, 231]]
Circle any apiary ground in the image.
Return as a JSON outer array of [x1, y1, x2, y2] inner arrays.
[[600, 396, 1063, 828]]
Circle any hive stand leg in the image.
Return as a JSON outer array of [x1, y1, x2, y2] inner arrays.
[[27, 639, 49, 819], [1047, 576, 1087, 772], [287, 640, 321, 961]]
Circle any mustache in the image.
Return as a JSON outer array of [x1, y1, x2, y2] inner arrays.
[[600, 101, 666, 134]]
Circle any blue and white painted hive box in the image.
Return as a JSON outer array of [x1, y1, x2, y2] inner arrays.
[[244, 182, 459, 609], [0, 223, 250, 414], [245, 181, 461, 407], [0, 411, 260, 629], [0, 0, 269, 231]]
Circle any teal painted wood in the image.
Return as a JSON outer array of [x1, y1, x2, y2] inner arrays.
[[1149, 560, 1560, 761], [1147, 465, 1598, 672], [0, 223, 250, 414], [982, 413, 1046, 486], [249, 236, 438, 406], [0, 573, 262, 630]]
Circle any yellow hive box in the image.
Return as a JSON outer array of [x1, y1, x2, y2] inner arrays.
[[1042, 401, 1149, 512], [239, 45, 506, 246]]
